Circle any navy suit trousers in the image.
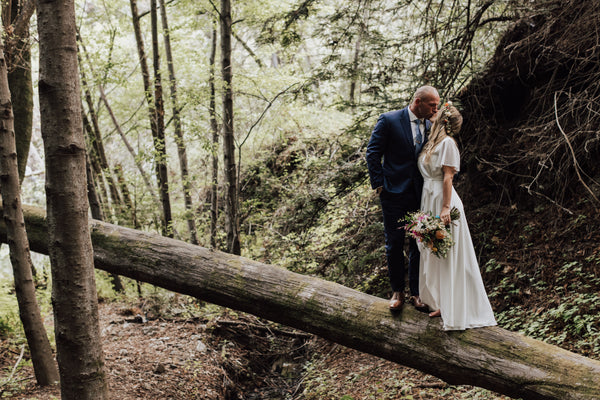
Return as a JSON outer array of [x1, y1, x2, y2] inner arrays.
[[379, 190, 420, 296]]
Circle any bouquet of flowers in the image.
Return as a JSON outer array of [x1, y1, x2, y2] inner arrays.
[[403, 207, 461, 259]]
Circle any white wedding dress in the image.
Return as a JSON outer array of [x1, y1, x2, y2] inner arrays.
[[417, 137, 497, 330]]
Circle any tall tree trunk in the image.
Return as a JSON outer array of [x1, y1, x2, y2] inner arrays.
[[3, 0, 34, 183], [209, 23, 219, 249], [114, 164, 137, 228], [36, 1, 108, 398], [79, 38, 125, 294], [0, 35, 59, 388], [159, 0, 197, 244], [79, 55, 123, 216], [349, 30, 361, 108], [78, 37, 161, 215], [130, 0, 172, 237], [85, 154, 124, 293], [3, 0, 34, 279], [82, 111, 109, 214], [220, 0, 240, 255], [85, 153, 104, 221], [6, 206, 600, 400], [150, 0, 172, 237]]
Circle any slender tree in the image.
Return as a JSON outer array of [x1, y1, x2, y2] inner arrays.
[[84, 153, 124, 293], [220, 0, 240, 255], [0, 33, 59, 387], [209, 23, 219, 249], [79, 57, 123, 217], [78, 37, 161, 214], [82, 112, 110, 212], [81, 111, 125, 293], [36, 0, 108, 397], [114, 164, 135, 224], [150, 0, 173, 237], [3, 0, 35, 183], [159, 0, 197, 243], [1, 0, 58, 385], [349, 22, 363, 108], [85, 152, 104, 222], [130, 0, 172, 237]]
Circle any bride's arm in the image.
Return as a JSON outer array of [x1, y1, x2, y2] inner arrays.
[[440, 165, 456, 224]]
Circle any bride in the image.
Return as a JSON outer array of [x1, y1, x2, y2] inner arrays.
[[417, 102, 497, 330]]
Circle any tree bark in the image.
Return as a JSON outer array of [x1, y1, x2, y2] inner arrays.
[[85, 153, 104, 221], [85, 154, 124, 293], [159, 0, 197, 244], [4, 0, 35, 282], [36, 1, 108, 397], [80, 69, 126, 293], [113, 164, 136, 227], [7, 204, 600, 400], [3, 0, 33, 183], [209, 23, 219, 249], [349, 28, 361, 108], [149, 0, 172, 237], [0, 37, 59, 387], [130, 0, 172, 237], [82, 112, 109, 214], [220, 0, 240, 255]]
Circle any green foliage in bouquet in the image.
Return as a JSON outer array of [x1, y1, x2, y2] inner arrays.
[[403, 207, 461, 258]]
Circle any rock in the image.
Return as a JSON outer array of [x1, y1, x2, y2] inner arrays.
[[154, 363, 166, 374], [195, 340, 208, 353]]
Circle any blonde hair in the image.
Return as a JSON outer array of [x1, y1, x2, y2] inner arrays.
[[420, 102, 463, 163]]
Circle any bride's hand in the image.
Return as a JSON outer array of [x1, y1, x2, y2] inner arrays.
[[440, 206, 451, 225]]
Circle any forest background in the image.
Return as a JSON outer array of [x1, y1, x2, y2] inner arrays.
[[1, 0, 599, 398]]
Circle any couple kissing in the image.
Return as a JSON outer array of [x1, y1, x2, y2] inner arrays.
[[366, 86, 496, 331]]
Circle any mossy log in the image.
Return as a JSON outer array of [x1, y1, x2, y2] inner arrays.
[[3, 204, 600, 400]]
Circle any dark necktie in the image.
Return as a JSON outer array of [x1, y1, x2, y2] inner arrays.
[[415, 119, 423, 145]]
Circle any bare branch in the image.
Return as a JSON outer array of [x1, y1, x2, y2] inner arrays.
[[553, 92, 600, 205]]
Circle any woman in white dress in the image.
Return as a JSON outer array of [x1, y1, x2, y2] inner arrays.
[[417, 102, 497, 330]]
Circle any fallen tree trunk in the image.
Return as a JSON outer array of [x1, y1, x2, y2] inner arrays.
[[4, 205, 600, 400]]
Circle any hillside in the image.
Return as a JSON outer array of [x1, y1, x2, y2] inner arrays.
[[455, 0, 600, 355], [236, 15, 600, 369], [224, 6, 600, 383]]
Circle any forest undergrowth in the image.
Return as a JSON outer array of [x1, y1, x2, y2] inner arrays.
[[1, 278, 513, 400]]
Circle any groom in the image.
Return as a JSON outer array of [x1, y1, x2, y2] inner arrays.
[[366, 85, 440, 310]]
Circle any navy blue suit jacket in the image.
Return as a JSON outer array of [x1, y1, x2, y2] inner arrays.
[[366, 107, 429, 204]]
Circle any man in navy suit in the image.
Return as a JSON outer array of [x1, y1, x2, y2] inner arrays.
[[366, 86, 440, 310]]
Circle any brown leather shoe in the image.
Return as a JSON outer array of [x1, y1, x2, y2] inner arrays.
[[410, 296, 427, 310], [389, 292, 404, 310]]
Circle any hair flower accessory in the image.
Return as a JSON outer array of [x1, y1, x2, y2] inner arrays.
[[441, 101, 453, 136]]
